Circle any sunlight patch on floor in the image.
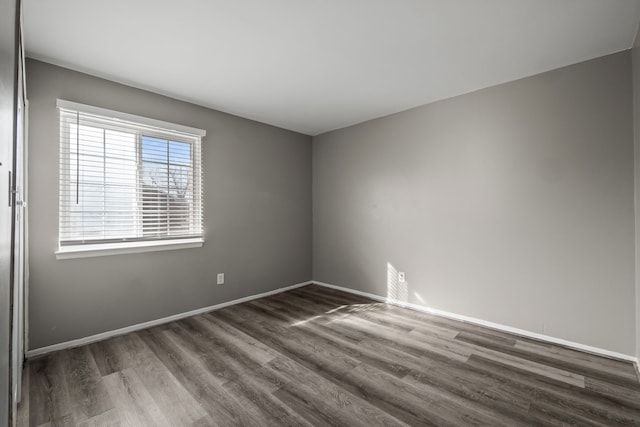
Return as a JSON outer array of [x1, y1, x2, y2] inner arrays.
[[291, 315, 322, 326], [325, 305, 349, 314], [290, 302, 385, 327]]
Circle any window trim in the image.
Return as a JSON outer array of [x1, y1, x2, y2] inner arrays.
[[56, 100, 206, 137], [56, 99, 206, 258], [55, 238, 204, 260]]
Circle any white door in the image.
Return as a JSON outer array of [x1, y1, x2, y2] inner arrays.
[[0, 0, 18, 421]]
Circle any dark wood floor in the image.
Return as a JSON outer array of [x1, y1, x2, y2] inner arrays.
[[17, 284, 640, 426]]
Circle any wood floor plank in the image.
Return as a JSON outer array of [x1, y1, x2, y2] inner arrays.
[[585, 377, 640, 410], [255, 298, 419, 378], [270, 386, 347, 427], [222, 378, 313, 427], [270, 359, 434, 425], [466, 354, 640, 425], [138, 326, 267, 426], [268, 356, 414, 427], [194, 314, 403, 426], [457, 330, 639, 390], [514, 339, 640, 386], [342, 362, 498, 426], [213, 310, 362, 378], [455, 336, 586, 388], [527, 401, 608, 427], [213, 303, 255, 324], [516, 338, 638, 376], [366, 309, 461, 340], [75, 408, 122, 427], [102, 369, 170, 426], [16, 359, 29, 426], [167, 319, 291, 398], [65, 346, 114, 421], [200, 313, 282, 365], [132, 352, 208, 425], [165, 327, 307, 427], [18, 284, 640, 426], [403, 364, 532, 418], [297, 319, 428, 377], [28, 352, 76, 426], [330, 314, 474, 363], [88, 340, 121, 377]]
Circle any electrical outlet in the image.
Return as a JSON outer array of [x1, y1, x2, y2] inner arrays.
[[398, 272, 406, 283], [217, 273, 225, 285]]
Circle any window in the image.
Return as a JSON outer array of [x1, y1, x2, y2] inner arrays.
[[57, 100, 205, 259]]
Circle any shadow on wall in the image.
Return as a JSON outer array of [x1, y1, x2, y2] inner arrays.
[[387, 262, 408, 304], [386, 262, 428, 307]]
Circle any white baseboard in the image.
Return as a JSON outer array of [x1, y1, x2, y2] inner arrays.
[[313, 281, 639, 364], [26, 280, 313, 358]]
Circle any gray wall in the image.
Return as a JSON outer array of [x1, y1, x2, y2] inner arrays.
[[313, 51, 636, 355], [27, 59, 312, 350], [0, 0, 17, 421]]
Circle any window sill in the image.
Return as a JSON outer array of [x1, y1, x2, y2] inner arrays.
[[55, 238, 204, 260]]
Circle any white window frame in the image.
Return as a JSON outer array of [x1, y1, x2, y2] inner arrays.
[[56, 100, 206, 259]]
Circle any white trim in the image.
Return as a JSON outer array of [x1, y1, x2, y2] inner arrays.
[[24, 99, 30, 359], [56, 99, 206, 137], [26, 280, 313, 358], [55, 238, 204, 259], [313, 281, 638, 364]]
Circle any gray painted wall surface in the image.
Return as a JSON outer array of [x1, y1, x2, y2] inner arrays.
[[313, 51, 635, 355], [27, 59, 312, 350]]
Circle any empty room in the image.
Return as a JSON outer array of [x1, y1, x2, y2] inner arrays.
[[3, 0, 640, 425]]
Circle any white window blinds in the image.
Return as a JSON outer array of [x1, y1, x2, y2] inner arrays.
[[58, 100, 205, 247]]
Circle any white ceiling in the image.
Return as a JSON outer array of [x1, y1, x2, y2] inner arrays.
[[23, 0, 640, 136]]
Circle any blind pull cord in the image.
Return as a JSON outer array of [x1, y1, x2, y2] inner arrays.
[[76, 112, 79, 205]]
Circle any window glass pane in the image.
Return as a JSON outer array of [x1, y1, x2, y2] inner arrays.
[[140, 137, 194, 236], [169, 141, 191, 166], [168, 165, 191, 198], [142, 136, 168, 163]]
